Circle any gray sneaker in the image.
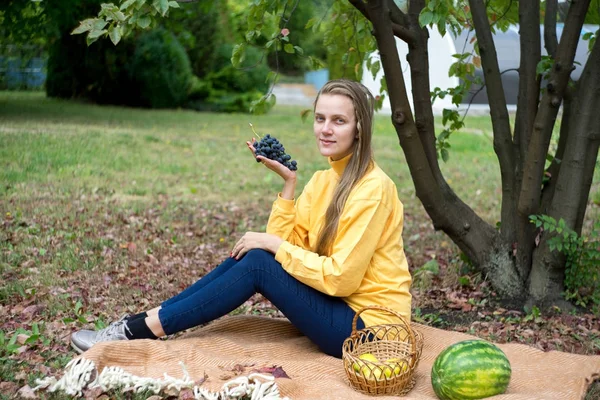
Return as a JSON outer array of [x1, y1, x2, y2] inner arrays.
[[70, 318, 132, 354]]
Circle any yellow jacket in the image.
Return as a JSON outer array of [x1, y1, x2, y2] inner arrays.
[[267, 154, 412, 327]]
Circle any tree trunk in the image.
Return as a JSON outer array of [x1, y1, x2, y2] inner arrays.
[[528, 35, 600, 303]]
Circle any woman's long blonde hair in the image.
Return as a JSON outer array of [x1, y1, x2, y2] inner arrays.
[[314, 79, 375, 256]]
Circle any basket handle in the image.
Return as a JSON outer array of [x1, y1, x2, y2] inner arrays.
[[351, 305, 417, 359]]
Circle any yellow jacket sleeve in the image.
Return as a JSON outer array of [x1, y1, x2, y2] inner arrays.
[[266, 176, 313, 249], [274, 180, 391, 297]]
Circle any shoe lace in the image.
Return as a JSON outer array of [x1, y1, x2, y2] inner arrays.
[[96, 320, 132, 341]]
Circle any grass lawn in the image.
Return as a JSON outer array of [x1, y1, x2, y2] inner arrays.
[[1, 91, 599, 399]]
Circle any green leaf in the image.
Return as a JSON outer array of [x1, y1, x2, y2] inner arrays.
[[137, 15, 151, 28], [71, 18, 96, 35], [109, 25, 122, 45], [120, 0, 137, 10], [100, 4, 126, 22], [245, 30, 257, 42], [168, 1, 179, 8], [74, 300, 82, 314], [152, 0, 169, 16], [419, 11, 434, 27], [442, 108, 455, 125], [305, 17, 318, 30], [421, 259, 440, 275], [437, 20, 447, 37], [308, 56, 325, 70], [88, 29, 108, 41], [265, 71, 279, 85], [25, 334, 39, 345], [231, 43, 247, 68], [370, 60, 381, 80], [284, 43, 295, 54], [293, 46, 304, 55], [8, 333, 18, 346], [94, 19, 109, 30], [441, 148, 450, 162], [300, 108, 312, 122], [380, 77, 387, 92]]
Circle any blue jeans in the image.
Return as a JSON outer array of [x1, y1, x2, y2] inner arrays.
[[158, 249, 364, 358]]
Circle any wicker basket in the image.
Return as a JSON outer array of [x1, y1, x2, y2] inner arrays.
[[342, 305, 424, 396]]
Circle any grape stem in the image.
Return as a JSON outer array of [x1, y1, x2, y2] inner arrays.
[[249, 123, 262, 140]]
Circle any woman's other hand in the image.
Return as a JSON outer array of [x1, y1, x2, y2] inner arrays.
[[246, 138, 296, 183], [231, 232, 284, 259]]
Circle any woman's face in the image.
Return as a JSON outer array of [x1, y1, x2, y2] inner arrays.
[[313, 94, 357, 161]]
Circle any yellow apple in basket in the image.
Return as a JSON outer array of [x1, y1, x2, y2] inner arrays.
[[383, 357, 409, 377], [353, 353, 384, 380]]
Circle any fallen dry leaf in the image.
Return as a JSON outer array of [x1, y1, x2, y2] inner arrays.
[[0, 381, 19, 396], [16, 334, 30, 345], [179, 388, 195, 399], [83, 387, 104, 400], [195, 372, 208, 386], [17, 385, 38, 399], [253, 365, 291, 379]]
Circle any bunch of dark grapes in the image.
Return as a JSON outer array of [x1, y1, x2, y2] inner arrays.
[[253, 134, 298, 171]]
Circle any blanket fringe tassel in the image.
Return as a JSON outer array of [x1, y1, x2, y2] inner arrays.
[[33, 358, 289, 400]]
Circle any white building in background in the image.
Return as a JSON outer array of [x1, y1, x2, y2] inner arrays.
[[361, 27, 459, 115], [362, 23, 597, 115]]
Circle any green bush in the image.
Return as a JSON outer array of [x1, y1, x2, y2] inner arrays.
[[185, 44, 269, 113], [130, 28, 193, 109], [530, 215, 600, 309], [162, 0, 226, 78]]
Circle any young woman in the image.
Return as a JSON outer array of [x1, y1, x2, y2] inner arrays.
[[70, 79, 412, 358]]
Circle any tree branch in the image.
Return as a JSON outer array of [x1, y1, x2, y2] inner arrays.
[[540, 91, 571, 213], [514, 0, 541, 163], [468, 0, 516, 241], [518, 0, 591, 219], [512, 0, 543, 281], [513, 0, 541, 268], [349, 0, 416, 44], [400, 0, 441, 180], [544, 0, 558, 58], [387, 0, 409, 25], [391, 22, 417, 44]]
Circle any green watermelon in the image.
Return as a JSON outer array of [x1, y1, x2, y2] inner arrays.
[[431, 339, 511, 400]]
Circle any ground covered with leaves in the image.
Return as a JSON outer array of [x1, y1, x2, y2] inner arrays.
[[1, 194, 599, 399], [1, 92, 598, 398]]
